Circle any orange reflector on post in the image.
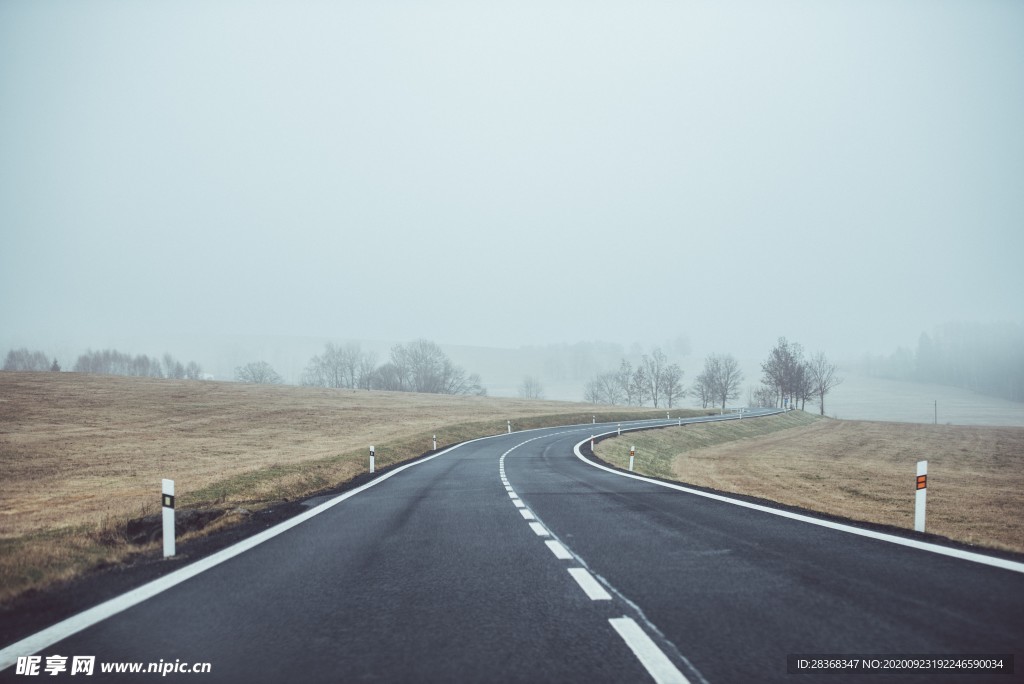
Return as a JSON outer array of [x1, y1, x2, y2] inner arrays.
[[916, 475, 927, 490]]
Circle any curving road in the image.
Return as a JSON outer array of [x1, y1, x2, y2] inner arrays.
[[2, 410, 1022, 683]]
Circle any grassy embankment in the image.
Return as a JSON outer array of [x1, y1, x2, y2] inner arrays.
[[595, 411, 1024, 554], [0, 372, 711, 603]]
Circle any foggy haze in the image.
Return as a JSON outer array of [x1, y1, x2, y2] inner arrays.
[[2, 2, 1022, 367]]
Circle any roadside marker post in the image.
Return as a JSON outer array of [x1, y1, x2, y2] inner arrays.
[[161, 479, 175, 558], [370, 446, 375, 474], [590, 435, 595, 452], [592, 415, 595, 424], [915, 460, 927, 532], [433, 435, 437, 451], [507, 420, 512, 434], [617, 423, 621, 436], [629, 446, 635, 472]]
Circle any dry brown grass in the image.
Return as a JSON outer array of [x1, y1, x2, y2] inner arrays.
[[0, 371, 686, 602], [596, 413, 1024, 554]]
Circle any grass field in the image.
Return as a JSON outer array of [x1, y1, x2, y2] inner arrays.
[[595, 412, 1024, 554], [0, 372, 697, 603]]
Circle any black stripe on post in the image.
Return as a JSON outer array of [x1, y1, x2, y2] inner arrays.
[[162, 494, 175, 509]]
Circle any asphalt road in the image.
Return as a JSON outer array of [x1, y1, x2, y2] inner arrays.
[[2, 411, 1022, 683]]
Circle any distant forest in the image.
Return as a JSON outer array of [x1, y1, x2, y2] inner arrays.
[[854, 322, 1024, 403], [3, 347, 203, 380]]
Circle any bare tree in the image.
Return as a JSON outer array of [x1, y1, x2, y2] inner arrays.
[[808, 351, 843, 416], [301, 342, 348, 388], [3, 348, 51, 371], [641, 348, 668, 408], [704, 353, 743, 410], [163, 353, 186, 379], [761, 338, 805, 408], [185, 361, 203, 380], [372, 362, 404, 391], [617, 360, 636, 406], [630, 364, 650, 407], [752, 385, 777, 408], [357, 352, 378, 390], [690, 369, 713, 408], [661, 363, 684, 408], [371, 340, 484, 396], [235, 361, 283, 384], [518, 376, 545, 400], [584, 371, 624, 405]]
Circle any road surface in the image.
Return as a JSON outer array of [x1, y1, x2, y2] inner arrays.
[[2, 411, 1021, 682]]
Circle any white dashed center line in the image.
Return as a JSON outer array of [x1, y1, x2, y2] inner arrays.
[[545, 540, 573, 560], [567, 568, 612, 601], [609, 617, 690, 684], [499, 428, 695, 684]]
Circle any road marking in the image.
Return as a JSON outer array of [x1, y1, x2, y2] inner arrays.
[[567, 568, 612, 600], [508, 491, 518, 499], [609, 617, 689, 684], [513, 499, 525, 508], [0, 418, 696, 674], [574, 430, 1024, 575], [545, 540, 573, 560], [529, 522, 549, 537], [0, 434, 502, 674], [505, 485, 513, 491], [520, 509, 535, 520]]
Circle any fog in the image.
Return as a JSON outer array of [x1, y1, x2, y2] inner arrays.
[[2, 2, 1022, 384]]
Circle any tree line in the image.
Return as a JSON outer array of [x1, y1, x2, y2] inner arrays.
[[3, 348, 60, 372], [248, 339, 488, 396], [583, 348, 745, 411], [751, 337, 842, 416], [583, 339, 841, 415], [3, 347, 203, 380], [583, 348, 685, 408], [854, 322, 1024, 403]]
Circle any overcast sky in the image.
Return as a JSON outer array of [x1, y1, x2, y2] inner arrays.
[[2, 0, 1022, 361]]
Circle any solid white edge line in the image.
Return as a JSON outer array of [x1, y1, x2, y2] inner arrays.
[[609, 617, 689, 684], [574, 431, 1024, 575], [0, 434, 498, 672], [567, 567, 612, 600], [0, 416, 713, 671]]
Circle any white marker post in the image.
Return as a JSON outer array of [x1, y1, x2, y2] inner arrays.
[[915, 460, 927, 532], [617, 423, 621, 436], [507, 420, 511, 434], [161, 479, 175, 558], [433, 435, 437, 451], [629, 446, 635, 472], [592, 415, 595, 424], [370, 446, 376, 474], [590, 435, 595, 452]]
